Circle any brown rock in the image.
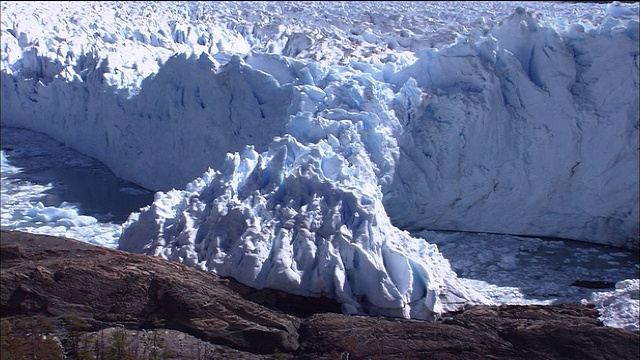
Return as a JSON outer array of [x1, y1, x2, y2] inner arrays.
[[0, 230, 299, 355], [2, 229, 638, 359], [295, 307, 639, 359]]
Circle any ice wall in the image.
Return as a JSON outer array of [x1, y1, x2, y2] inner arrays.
[[384, 8, 640, 248], [1, 1, 638, 254], [1, 52, 291, 190]]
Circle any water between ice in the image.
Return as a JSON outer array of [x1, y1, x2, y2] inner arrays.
[[1, 126, 154, 247]]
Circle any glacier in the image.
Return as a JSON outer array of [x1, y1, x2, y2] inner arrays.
[[1, 1, 638, 319]]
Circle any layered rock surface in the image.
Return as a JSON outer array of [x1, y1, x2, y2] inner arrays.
[[2, 230, 638, 359]]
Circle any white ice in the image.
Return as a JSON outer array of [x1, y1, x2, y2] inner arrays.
[[1, 1, 638, 327], [585, 279, 639, 332], [1, 126, 638, 330], [2, 1, 637, 248]]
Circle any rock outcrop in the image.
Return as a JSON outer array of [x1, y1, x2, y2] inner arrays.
[[1, 230, 638, 359]]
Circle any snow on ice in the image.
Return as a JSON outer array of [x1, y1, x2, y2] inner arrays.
[[1, 1, 638, 324]]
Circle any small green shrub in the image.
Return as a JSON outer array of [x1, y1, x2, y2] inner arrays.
[[62, 315, 93, 359], [0, 316, 64, 360], [105, 327, 136, 360]]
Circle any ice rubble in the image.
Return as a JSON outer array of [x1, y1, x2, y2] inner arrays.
[[584, 279, 640, 332], [1, 1, 639, 318], [120, 133, 486, 318]]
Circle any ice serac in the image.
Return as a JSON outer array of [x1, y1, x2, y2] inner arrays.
[[119, 129, 487, 319], [384, 7, 639, 249]]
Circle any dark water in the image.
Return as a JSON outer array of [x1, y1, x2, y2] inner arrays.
[[1, 126, 155, 223], [9, 166, 154, 223]]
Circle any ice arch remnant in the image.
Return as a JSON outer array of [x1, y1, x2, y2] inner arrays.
[[119, 133, 487, 319]]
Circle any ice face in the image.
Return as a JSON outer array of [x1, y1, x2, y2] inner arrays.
[[385, 11, 639, 247], [1, 1, 638, 319]]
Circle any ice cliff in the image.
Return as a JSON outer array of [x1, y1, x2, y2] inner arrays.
[[1, 1, 638, 318], [386, 8, 639, 247]]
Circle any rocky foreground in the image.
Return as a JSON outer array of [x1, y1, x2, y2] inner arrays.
[[1, 230, 638, 359]]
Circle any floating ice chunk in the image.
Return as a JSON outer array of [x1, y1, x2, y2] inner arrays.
[[55, 215, 98, 227], [27, 202, 80, 223], [25, 201, 98, 227]]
